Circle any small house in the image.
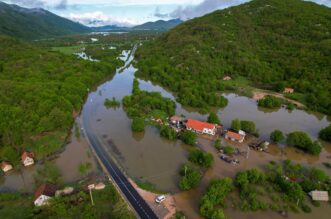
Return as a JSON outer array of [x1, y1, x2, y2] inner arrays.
[[21, 152, 34, 167], [284, 88, 294, 93], [223, 76, 232, 81], [1, 161, 13, 173], [95, 182, 106, 190], [309, 191, 329, 202], [34, 184, 57, 207], [185, 119, 217, 136], [170, 115, 184, 127], [225, 130, 246, 143]]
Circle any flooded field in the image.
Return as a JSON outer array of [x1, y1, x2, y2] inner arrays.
[[0, 121, 98, 193]]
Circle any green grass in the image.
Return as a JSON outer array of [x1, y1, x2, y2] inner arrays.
[[28, 131, 67, 160], [134, 178, 166, 194], [223, 77, 254, 97]]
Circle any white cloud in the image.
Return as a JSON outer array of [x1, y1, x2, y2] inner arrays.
[[65, 11, 139, 27]]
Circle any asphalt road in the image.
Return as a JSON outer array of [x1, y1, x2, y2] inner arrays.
[[82, 115, 159, 219]]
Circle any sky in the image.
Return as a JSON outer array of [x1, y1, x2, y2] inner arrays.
[[2, 0, 331, 27]]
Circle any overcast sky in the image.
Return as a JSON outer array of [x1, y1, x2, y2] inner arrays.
[[2, 0, 331, 27]]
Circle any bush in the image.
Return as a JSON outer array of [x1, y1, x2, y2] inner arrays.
[[181, 131, 197, 146], [223, 146, 235, 155], [179, 164, 202, 190], [104, 97, 120, 108], [214, 139, 221, 150], [258, 95, 282, 108], [231, 119, 241, 132], [301, 204, 312, 213], [319, 125, 331, 142], [240, 120, 256, 134], [207, 112, 220, 124], [188, 149, 214, 168], [287, 131, 322, 155], [131, 117, 145, 132], [270, 130, 285, 143], [160, 126, 177, 140]]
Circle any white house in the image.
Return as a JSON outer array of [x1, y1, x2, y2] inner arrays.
[[34, 184, 57, 207], [225, 130, 246, 143], [21, 152, 34, 166], [1, 161, 13, 173], [309, 191, 329, 202], [185, 119, 217, 136]]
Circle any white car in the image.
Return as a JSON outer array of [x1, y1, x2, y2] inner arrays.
[[155, 195, 166, 204]]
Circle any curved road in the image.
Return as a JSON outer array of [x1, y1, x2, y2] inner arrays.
[[81, 47, 158, 219]]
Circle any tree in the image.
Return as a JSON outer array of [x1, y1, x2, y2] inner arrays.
[[270, 130, 284, 143], [319, 125, 331, 142], [287, 131, 322, 155], [223, 146, 235, 156], [188, 149, 214, 168], [211, 209, 225, 219], [131, 117, 145, 132], [207, 112, 220, 124], [274, 81, 285, 92], [240, 120, 256, 133], [231, 118, 241, 132], [258, 95, 282, 108], [34, 162, 63, 185], [214, 139, 221, 150], [181, 131, 197, 146], [160, 126, 177, 140], [179, 164, 202, 190]]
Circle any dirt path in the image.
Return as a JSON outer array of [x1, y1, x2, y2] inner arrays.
[[128, 178, 177, 219], [252, 89, 305, 108]]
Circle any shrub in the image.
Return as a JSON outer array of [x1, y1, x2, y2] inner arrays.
[[181, 131, 197, 146], [179, 164, 202, 190], [131, 117, 145, 132], [270, 130, 285, 143], [319, 125, 331, 142], [240, 120, 256, 134], [223, 146, 235, 156], [207, 112, 220, 124], [231, 119, 241, 132], [160, 126, 177, 140], [301, 204, 312, 213], [188, 149, 214, 168], [287, 131, 322, 155], [258, 95, 282, 108]]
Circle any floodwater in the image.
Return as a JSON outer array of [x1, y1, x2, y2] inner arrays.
[[77, 48, 330, 217], [0, 120, 98, 193]]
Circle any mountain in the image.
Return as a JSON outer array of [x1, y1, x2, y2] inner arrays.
[[135, 0, 331, 115], [132, 19, 182, 31], [90, 25, 129, 32], [0, 1, 90, 39]]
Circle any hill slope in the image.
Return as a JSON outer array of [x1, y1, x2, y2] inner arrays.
[[0, 2, 90, 39], [136, 0, 331, 114], [132, 19, 182, 31]]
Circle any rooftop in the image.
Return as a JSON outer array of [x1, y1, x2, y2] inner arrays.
[[186, 119, 215, 132]]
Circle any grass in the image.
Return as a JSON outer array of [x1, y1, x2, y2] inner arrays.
[[222, 77, 254, 97], [134, 178, 166, 194], [28, 131, 67, 160]]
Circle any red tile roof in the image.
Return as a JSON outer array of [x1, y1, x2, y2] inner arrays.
[[226, 131, 243, 140], [34, 184, 57, 201], [21, 152, 34, 161], [186, 119, 215, 132]]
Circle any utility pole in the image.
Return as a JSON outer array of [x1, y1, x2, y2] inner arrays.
[[88, 184, 95, 206]]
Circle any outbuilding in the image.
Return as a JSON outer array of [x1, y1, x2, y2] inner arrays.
[[34, 184, 57, 207], [21, 151, 34, 167], [1, 161, 13, 173], [309, 191, 329, 202], [225, 130, 246, 143]]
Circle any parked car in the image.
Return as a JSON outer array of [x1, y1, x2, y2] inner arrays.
[[155, 195, 166, 204]]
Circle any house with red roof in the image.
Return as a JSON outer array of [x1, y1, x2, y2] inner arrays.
[[185, 119, 217, 136], [284, 87, 294, 93], [34, 184, 57, 207], [21, 151, 34, 167], [225, 130, 246, 143]]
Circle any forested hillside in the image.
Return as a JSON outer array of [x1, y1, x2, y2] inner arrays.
[[0, 2, 90, 40], [136, 0, 331, 114], [132, 19, 182, 31], [0, 36, 122, 163]]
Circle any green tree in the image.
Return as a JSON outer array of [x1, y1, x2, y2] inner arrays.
[[240, 120, 256, 133], [231, 118, 241, 132], [131, 117, 145, 132], [287, 132, 322, 155], [188, 149, 214, 168], [179, 164, 202, 190], [319, 125, 331, 142], [160, 126, 177, 140], [214, 139, 221, 150], [211, 209, 225, 219], [180, 131, 197, 146], [258, 95, 282, 108], [207, 112, 220, 124], [270, 130, 285, 143], [223, 146, 235, 156]]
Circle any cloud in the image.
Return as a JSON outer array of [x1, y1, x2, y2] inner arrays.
[[159, 0, 248, 20], [54, 0, 67, 10], [6, 0, 46, 8], [153, 7, 169, 19], [65, 11, 139, 27]]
